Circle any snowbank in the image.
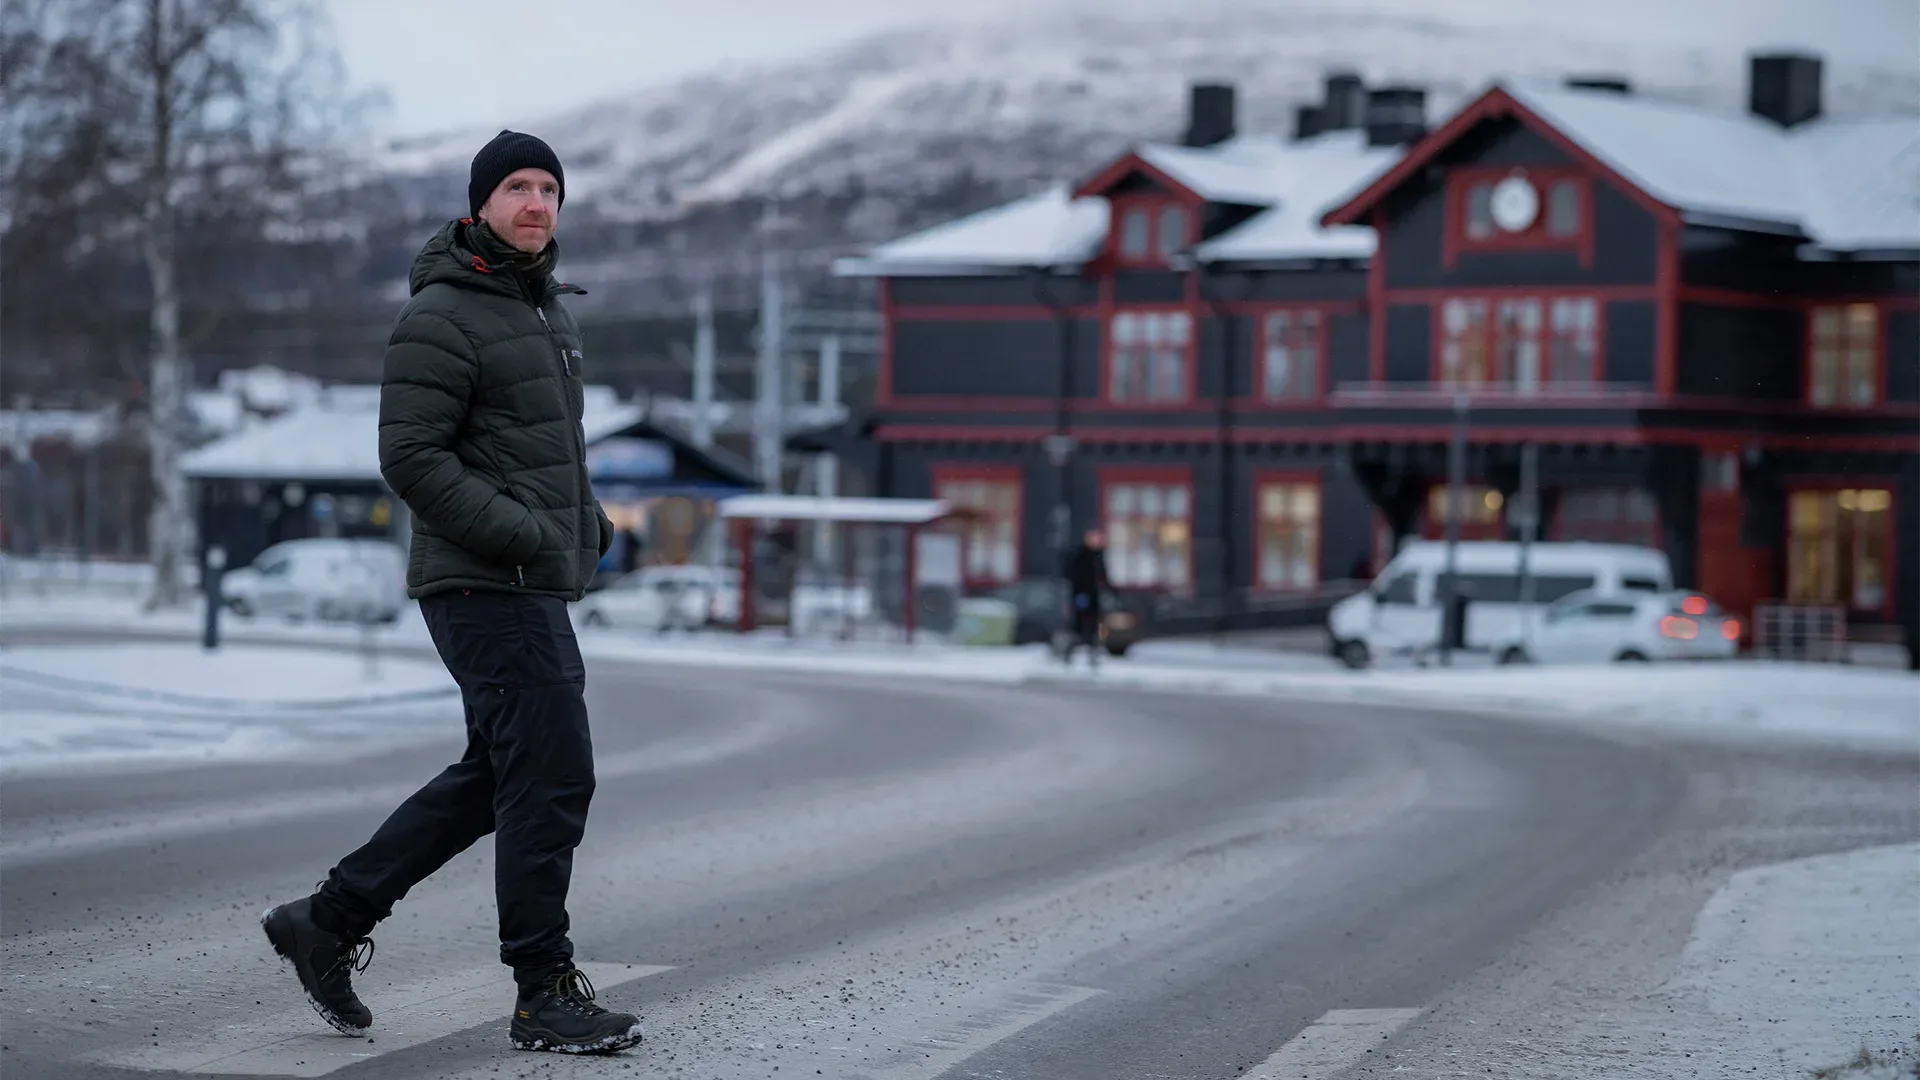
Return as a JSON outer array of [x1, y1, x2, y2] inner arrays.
[[0, 642, 454, 711], [1619, 842, 1920, 1078], [0, 642, 460, 777], [4, 594, 1915, 754]]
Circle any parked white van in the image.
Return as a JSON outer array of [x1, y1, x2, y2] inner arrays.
[[220, 538, 407, 624], [1326, 541, 1673, 669]]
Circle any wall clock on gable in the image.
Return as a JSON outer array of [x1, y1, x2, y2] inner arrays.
[[1490, 174, 1540, 233]]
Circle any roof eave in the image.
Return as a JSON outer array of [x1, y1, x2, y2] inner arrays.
[[1796, 243, 1920, 263], [1318, 84, 1681, 230], [1679, 210, 1806, 237], [833, 256, 1086, 279]]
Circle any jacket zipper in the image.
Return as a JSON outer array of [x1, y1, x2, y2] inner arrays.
[[536, 307, 571, 375], [532, 292, 587, 595]]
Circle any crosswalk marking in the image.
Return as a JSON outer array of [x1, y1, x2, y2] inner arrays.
[[97, 961, 671, 1077], [1245, 1007, 1423, 1079]]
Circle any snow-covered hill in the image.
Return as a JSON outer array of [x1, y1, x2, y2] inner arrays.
[[366, 4, 1918, 229]]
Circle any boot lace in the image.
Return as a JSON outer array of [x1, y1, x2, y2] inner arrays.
[[548, 968, 608, 1018], [323, 937, 375, 981]]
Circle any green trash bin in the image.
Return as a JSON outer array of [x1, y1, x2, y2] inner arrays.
[[954, 598, 1018, 646]]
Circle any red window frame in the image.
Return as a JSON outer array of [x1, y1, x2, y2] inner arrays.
[[1443, 165, 1595, 268], [1804, 302, 1885, 408], [1108, 195, 1191, 267], [1097, 464, 1195, 594], [1432, 293, 1606, 390], [1784, 482, 1897, 618], [930, 463, 1025, 588], [1105, 306, 1197, 405], [1253, 307, 1328, 402], [1551, 488, 1662, 548], [1251, 469, 1324, 593]]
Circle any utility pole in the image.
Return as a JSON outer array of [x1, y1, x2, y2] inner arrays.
[[814, 334, 841, 566], [754, 209, 787, 490], [1515, 441, 1540, 649], [1439, 392, 1468, 667], [692, 285, 716, 451]]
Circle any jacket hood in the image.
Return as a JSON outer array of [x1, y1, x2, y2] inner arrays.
[[408, 219, 560, 300]]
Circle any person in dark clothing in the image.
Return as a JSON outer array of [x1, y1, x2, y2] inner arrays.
[[1062, 528, 1111, 668], [261, 130, 643, 1056]]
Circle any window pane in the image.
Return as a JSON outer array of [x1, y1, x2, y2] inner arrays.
[[1165, 311, 1191, 344], [1547, 180, 1580, 236], [1158, 206, 1186, 256], [1166, 485, 1190, 518], [1113, 313, 1137, 345], [1466, 184, 1494, 239], [1109, 484, 1135, 516], [1121, 210, 1149, 256]]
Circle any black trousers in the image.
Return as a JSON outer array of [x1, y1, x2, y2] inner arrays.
[[313, 590, 595, 987]]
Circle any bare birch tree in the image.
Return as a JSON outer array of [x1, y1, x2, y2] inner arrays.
[[3, 0, 359, 607]]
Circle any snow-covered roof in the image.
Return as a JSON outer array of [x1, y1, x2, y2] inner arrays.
[[1509, 82, 1920, 251], [1329, 81, 1920, 254], [834, 184, 1108, 277], [1194, 131, 1404, 263], [717, 495, 952, 524], [0, 409, 119, 450], [839, 131, 1400, 274], [1134, 140, 1301, 206], [182, 385, 644, 481]]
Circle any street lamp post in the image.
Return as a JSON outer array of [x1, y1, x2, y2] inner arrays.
[[1438, 392, 1468, 667]]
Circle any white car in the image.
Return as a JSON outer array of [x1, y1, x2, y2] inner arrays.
[[1495, 589, 1741, 665], [220, 538, 406, 624], [577, 565, 740, 632]]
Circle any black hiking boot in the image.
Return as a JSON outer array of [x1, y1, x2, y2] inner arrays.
[[510, 967, 644, 1054], [261, 897, 375, 1034]]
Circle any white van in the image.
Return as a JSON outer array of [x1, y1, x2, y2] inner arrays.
[[1326, 541, 1673, 669], [220, 538, 407, 624]]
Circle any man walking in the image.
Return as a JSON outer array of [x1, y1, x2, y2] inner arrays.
[[1061, 528, 1111, 669], [262, 131, 643, 1055]]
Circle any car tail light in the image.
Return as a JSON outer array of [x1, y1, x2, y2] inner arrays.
[[1659, 615, 1698, 640], [1681, 595, 1709, 616], [1721, 618, 1741, 641]]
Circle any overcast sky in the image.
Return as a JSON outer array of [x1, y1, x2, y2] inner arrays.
[[330, 0, 1920, 137]]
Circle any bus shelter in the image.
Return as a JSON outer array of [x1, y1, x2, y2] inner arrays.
[[717, 494, 975, 640]]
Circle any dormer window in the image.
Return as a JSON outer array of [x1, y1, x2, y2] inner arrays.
[[1120, 207, 1152, 259], [1111, 198, 1190, 265], [1157, 205, 1188, 257]]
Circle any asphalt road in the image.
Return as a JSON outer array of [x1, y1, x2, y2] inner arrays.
[[2, 647, 1913, 1079]]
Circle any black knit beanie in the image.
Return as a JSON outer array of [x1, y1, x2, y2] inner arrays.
[[467, 130, 565, 220]]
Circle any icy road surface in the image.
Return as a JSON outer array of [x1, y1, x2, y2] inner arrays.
[[1, 641, 1913, 1079]]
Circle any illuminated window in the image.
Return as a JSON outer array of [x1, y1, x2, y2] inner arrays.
[[1428, 485, 1504, 528], [1256, 479, 1320, 591], [1441, 297, 1598, 390], [1103, 475, 1192, 591], [1809, 304, 1879, 407], [933, 467, 1023, 586], [1788, 488, 1892, 612]]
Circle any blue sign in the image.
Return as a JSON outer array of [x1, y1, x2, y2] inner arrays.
[[588, 438, 674, 481]]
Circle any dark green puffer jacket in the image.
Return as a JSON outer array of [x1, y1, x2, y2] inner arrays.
[[378, 219, 612, 601]]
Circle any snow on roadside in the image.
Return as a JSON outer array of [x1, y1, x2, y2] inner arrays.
[[5, 594, 1915, 754], [0, 641, 460, 778], [0, 642, 454, 709], [1607, 842, 1920, 1079]]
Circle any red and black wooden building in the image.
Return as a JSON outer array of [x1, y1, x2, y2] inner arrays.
[[829, 55, 1920, 660]]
